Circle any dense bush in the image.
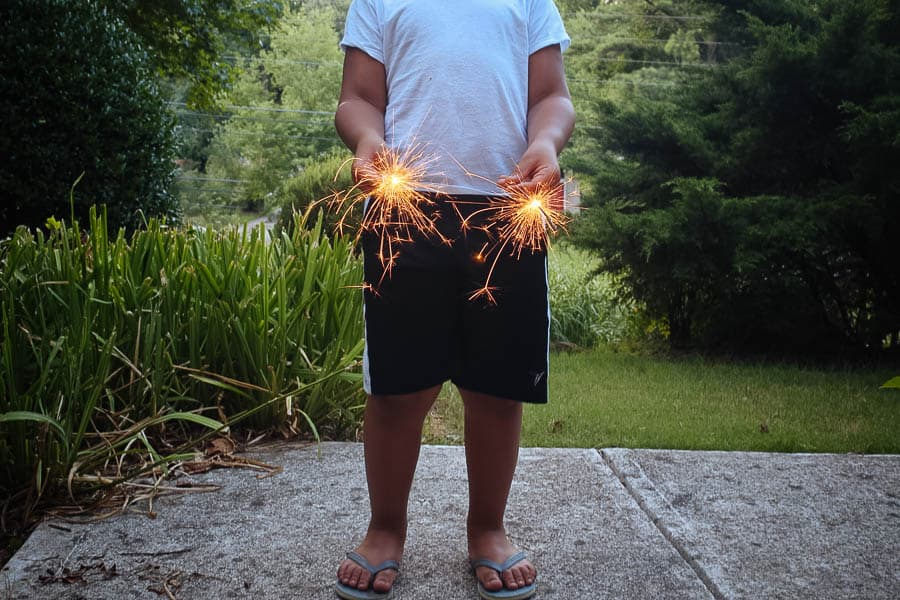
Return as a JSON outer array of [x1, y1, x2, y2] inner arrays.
[[0, 208, 364, 504], [275, 150, 355, 236], [573, 0, 900, 354], [548, 244, 631, 348], [0, 0, 178, 236]]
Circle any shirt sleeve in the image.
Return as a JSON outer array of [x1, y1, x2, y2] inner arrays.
[[340, 0, 384, 63], [527, 0, 571, 55]]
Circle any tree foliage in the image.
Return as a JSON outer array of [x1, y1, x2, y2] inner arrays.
[[107, 0, 284, 109], [274, 149, 354, 236], [0, 0, 178, 235], [176, 4, 345, 217], [572, 0, 900, 354]]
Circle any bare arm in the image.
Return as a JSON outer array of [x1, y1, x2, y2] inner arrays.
[[500, 44, 575, 200], [335, 47, 388, 183]]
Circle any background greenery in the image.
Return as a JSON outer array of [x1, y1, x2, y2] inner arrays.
[[424, 347, 899, 454], [1, 208, 364, 509], [567, 0, 900, 355], [0, 0, 179, 236], [1, 0, 898, 544]]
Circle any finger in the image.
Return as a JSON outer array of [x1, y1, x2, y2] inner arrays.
[[351, 158, 376, 187]]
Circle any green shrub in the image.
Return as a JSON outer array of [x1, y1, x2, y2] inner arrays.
[[275, 150, 355, 236], [0, 0, 178, 236], [573, 0, 900, 354], [548, 244, 630, 348], [0, 207, 364, 506]]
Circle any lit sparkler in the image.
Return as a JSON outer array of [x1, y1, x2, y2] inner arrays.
[[329, 143, 448, 285], [453, 173, 570, 304]]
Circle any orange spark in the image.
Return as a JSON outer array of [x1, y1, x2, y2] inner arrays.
[[329, 144, 448, 284], [459, 180, 569, 304]]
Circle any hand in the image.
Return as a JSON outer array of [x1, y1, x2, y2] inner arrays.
[[498, 141, 564, 211], [352, 135, 385, 192]]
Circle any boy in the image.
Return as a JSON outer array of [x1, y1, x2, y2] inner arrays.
[[334, 1, 573, 598]]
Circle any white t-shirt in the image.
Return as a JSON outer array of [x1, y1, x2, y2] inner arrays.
[[340, 0, 569, 195]]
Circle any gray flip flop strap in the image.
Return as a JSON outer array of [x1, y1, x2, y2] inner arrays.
[[470, 550, 528, 574], [347, 551, 400, 576]]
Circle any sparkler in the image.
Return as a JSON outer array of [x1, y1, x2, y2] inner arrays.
[[459, 180, 569, 303], [328, 143, 448, 286], [326, 145, 571, 303], [446, 156, 571, 303]]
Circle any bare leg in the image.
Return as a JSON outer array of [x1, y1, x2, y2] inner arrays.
[[461, 388, 537, 593], [337, 385, 441, 593]]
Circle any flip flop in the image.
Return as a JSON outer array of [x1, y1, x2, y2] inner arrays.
[[334, 551, 400, 600], [469, 550, 537, 600]]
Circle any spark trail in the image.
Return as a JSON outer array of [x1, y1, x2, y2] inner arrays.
[[329, 144, 448, 285], [451, 170, 570, 304]]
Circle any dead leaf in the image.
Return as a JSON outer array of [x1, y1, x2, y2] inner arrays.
[[205, 437, 235, 457]]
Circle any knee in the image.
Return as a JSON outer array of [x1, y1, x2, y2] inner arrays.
[[461, 389, 522, 417], [368, 385, 440, 418]]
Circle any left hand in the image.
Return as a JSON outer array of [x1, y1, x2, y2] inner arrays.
[[498, 141, 564, 211]]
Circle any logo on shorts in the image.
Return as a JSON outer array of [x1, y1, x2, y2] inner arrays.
[[530, 370, 546, 387]]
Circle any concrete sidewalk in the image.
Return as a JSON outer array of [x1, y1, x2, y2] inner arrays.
[[2, 443, 898, 599]]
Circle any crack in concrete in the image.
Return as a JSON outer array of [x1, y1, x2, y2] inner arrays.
[[596, 449, 726, 600]]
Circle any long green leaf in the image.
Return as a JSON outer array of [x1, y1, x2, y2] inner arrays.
[[0, 411, 67, 440]]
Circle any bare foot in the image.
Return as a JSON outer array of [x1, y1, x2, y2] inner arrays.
[[468, 527, 537, 593], [336, 528, 404, 594]]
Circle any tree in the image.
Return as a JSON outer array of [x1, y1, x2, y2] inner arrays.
[[177, 4, 345, 217], [572, 0, 900, 354], [0, 0, 178, 235], [106, 0, 284, 109]]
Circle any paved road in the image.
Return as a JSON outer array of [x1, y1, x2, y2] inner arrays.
[[3, 443, 898, 599]]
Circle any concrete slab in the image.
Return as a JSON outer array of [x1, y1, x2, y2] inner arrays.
[[602, 448, 900, 600], [1, 443, 708, 599]]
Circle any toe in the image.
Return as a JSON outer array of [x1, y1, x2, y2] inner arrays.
[[344, 562, 366, 590], [337, 560, 355, 585], [372, 569, 398, 593], [502, 568, 520, 590], [355, 571, 371, 590], [477, 566, 504, 592]]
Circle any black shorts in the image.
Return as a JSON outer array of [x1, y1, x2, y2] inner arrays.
[[361, 195, 549, 404]]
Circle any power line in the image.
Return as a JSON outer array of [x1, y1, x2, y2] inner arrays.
[[175, 109, 333, 125], [210, 47, 736, 72], [562, 12, 709, 22], [176, 176, 248, 183], [587, 56, 719, 68], [568, 77, 681, 88], [167, 101, 335, 116], [570, 37, 741, 48], [179, 126, 340, 142], [222, 54, 342, 67], [177, 187, 246, 194]]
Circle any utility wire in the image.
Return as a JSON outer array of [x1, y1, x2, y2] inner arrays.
[[167, 101, 335, 116], [179, 126, 339, 142], [176, 176, 249, 183], [571, 36, 741, 47], [212, 51, 733, 70], [590, 57, 719, 68], [568, 78, 681, 88], [176, 187, 246, 194], [221, 54, 342, 67], [175, 109, 333, 125], [562, 12, 710, 21]]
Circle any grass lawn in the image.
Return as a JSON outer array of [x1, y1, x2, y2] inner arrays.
[[422, 347, 900, 454]]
